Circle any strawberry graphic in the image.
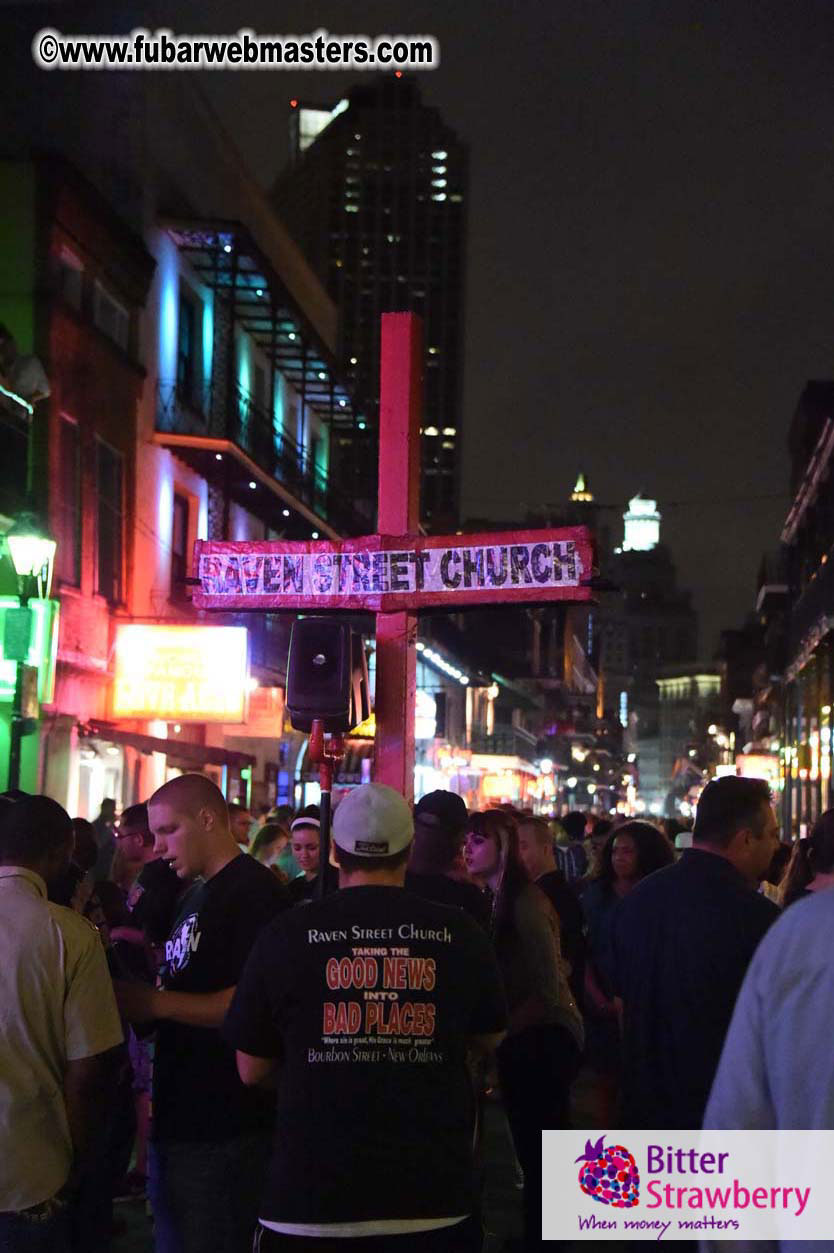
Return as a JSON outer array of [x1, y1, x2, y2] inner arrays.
[[576, 1134, 640, 1208]]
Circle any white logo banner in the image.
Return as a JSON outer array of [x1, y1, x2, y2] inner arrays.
[[543, 1130, 832, 1242]]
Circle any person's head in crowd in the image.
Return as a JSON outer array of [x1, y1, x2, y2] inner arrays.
[[464, 809, 529, 935], [763, 841, 791, 888], [227, 802, 253, 848], [562, 810, 587, 843], [0, 794, 74, 888], [49, 858, 87, 910], [70, 817, 98, 873], [692, 776, 779, 886], [781, 810, 834, 906], [331, 784, 413, 883], [588, 817, 613, 869], [593, 820, 675, 890], [516, 815, 558, 881], [251, 821, 290, 866], [256, 804, 272, 827], [148, 773, 237, 881], [98, 797, 117, 823], [114, 801, 154, 876], [268, 804, 296, 826], [290, 813, 322, 882], [411, 789, 468, 875]]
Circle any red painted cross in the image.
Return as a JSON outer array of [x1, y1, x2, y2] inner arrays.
[[194, 314, 593, 802]]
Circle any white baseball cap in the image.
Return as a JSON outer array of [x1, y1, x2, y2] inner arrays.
[[332, 783, 414, 857]]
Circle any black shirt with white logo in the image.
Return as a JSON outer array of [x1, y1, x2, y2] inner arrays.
[[224, 886, 507, 1224], [153, 853, 289, 1143]]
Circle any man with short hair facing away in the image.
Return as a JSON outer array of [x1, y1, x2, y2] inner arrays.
[[224, 783, 507, 1252], [113, 773, 288, 1253], [406, 789, 491, 929], [612, 775, 780, 1130], [0, 795, 123, 1252], [517, 815, 585, 1004]]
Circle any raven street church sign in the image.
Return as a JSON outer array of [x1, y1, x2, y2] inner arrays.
[[193, 527, 592, 612], [192, 313, 594, 801]]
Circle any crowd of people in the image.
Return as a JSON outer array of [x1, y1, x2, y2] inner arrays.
[[0, 772, 828, 1252]]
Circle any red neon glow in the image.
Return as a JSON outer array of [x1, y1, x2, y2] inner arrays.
[[290, 98, 298, 108]]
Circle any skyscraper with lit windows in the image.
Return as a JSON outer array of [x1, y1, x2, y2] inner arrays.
[[272, 77, 468, 528]]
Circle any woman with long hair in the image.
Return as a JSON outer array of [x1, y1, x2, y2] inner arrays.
[[464, 809, 582, 1250], [580, 820, 675, 1118], [250, 821, 290, 866], [781, 810, 834, 908]]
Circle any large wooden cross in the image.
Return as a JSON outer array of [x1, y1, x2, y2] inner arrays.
[[194, 314, 593, 803]]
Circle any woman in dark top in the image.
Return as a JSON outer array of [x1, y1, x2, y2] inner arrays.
[[781, 809, 834, 908], [464, 809, 582, 1251], [580, 820, 674, 1119]]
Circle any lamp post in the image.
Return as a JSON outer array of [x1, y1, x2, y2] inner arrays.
[[5, 512, 56, 792]]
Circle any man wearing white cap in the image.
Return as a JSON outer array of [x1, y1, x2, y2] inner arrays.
[[224, 783, 507, 1252]]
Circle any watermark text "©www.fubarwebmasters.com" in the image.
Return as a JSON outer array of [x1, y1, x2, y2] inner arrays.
[[32, 27, 439, 71]]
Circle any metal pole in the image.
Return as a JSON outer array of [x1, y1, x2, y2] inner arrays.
[[8, 660, 23, 792]]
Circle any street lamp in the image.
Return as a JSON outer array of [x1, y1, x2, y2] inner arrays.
[[5, 512, 56, 791], [6, 511, 56, 601]]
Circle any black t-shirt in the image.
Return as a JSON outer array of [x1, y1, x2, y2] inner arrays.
[[153, 853, 289, 1143], [224, 886, 507, 1225], [287, 863, 339, 905], [405, 870, 492, 931], [130, 858, 185, 945], [612, 848, 778, 1129]]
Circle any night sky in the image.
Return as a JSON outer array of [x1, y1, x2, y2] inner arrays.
[[30, 1, 834, 650]]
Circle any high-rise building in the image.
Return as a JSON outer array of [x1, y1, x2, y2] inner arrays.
[[272, 77, 468, 528]]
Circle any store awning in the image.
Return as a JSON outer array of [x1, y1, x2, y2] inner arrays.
[[82, 722, 255, 769]]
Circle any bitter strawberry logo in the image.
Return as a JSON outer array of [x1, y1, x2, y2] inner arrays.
[[576, 1135, 640, 1208]]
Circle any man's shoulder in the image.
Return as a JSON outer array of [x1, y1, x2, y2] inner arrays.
[[46, 900, 101, 951], [220, 851, 287, 898]]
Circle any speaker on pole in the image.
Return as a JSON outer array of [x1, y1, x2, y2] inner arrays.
[[286, 617, 369, 733]]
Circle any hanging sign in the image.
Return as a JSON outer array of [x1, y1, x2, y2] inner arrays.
[[193, 526, 593, 612]]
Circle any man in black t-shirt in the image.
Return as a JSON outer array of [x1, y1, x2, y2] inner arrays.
[[114, 773, 288, 1253], [405, 789, 491, 930], [225, 783, 507, 1252]]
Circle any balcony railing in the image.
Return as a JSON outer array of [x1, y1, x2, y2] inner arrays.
[[469, 725, 539, 762], [156, 379, 371, 536]]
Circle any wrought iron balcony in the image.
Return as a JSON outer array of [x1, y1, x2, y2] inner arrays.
[[469, 725, 539, 762], [155, 379, 371, 537]]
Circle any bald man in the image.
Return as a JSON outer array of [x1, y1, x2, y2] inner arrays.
[[114, 774, 288, 1253]]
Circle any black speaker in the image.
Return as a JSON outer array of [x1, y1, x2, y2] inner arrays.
[[286, 618, 369, 733]]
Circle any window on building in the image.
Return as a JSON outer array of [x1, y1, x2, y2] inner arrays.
[[58, 247, 84, 310], [96, 439, 123, 603], [93, 280, 129, 350], [55, 415, 81, 585], [177, 292, 196, 403], [170, 492, 189, 599]]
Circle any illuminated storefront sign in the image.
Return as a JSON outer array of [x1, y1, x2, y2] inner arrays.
[[736, 753, 782, 790], [112, 624, 249, 722], [0, 597, 59, 703]]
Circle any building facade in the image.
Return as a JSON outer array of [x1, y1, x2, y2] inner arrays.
[[775, 381, 834, 834], [0, 50, 361, 815]]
